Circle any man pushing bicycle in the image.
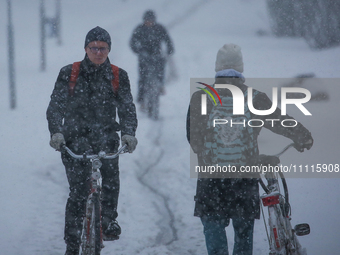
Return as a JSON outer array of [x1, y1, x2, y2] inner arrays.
[[46, 27, 138, 255]]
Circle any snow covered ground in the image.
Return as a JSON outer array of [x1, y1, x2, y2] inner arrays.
[[1, 0, 340, 254]]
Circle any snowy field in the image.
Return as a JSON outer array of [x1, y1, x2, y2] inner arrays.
[[1, 0, 340, 254]]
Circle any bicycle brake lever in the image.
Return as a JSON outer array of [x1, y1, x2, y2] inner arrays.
[[60, 144, 66, 153], [274, 143, 295, 157], [293, 143, 305, 153], [121, 144, 129, 153]]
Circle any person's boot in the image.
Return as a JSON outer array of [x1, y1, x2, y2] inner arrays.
[[103, 220, 121, 241]]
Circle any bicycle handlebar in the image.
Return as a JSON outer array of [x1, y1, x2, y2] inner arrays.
[[273, 143, 295, 158], [61, 144, 128, 160], [258, 143, 295, 168]]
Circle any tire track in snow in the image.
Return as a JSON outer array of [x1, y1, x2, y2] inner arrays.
[[129, 1, 214, 247], [130, 0, 212, 247], [134, 119, 178, 247]]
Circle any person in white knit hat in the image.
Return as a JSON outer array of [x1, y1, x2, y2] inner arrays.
[[215, 43, 244, 73], [187, 43, 313, 255]]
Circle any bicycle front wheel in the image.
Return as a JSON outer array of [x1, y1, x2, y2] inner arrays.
[[93, 193, 101, 255], [81, 193, 102, 255]]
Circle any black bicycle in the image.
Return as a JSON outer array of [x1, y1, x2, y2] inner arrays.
[[259, 143, 310, 255], [61, 145, 127, 255]]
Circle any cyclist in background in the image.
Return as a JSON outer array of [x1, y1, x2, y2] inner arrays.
[[130, 10, 174, 109], [186, 43, 313, 255], [46, 26, 138, 255]]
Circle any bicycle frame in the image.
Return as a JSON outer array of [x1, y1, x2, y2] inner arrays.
[[260, 143, 309, 255], [62, 145, 127, 255]]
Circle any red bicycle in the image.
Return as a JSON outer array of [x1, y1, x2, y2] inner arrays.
[[62, 145, 127, 255]]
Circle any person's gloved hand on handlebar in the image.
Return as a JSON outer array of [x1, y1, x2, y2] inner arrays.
[[50, 133, 65, 151], [121, 135, 138, 153], [294, 132, 314, 152]]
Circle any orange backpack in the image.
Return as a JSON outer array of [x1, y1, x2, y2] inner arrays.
[[68, 61, 119, 96]]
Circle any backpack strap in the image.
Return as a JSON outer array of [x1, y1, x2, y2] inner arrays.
[[68, 62, 120, 96], [111, 64, 119, 94], [69, 62, 81, 96]]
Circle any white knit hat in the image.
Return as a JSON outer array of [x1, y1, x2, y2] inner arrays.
[[215, 43, 244, 73]]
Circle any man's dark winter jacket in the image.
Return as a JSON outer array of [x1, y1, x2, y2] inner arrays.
[[47, 55, 137, 153], [187, 77, 313, 219], [130, 23, 174, 56]]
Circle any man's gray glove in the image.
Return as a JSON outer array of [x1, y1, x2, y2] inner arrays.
[[50, 133, 65, 151], [294, 132, 314, 152], [121, 135, 138, 153], [294, 138, 313, 152]]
